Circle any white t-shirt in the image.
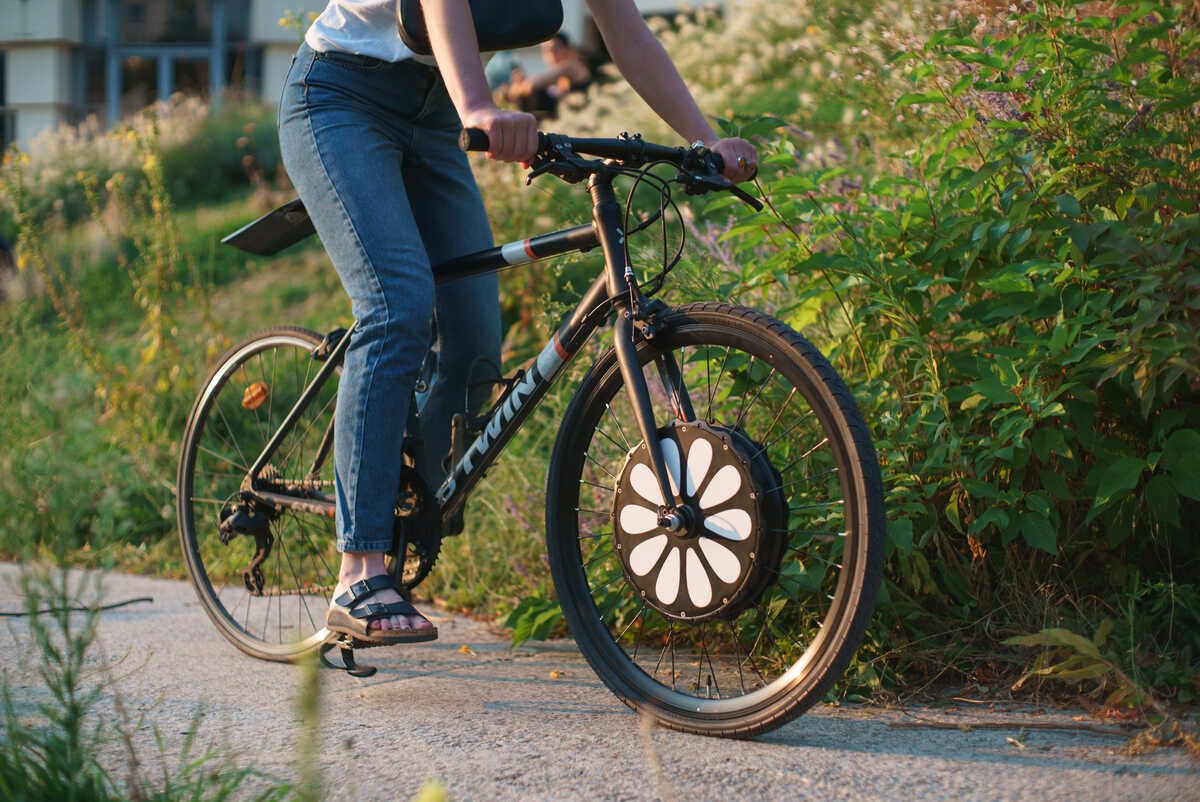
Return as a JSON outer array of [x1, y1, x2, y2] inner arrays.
[[305, 0, 418, 62]]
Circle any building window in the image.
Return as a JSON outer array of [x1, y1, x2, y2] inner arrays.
[[119, 0, 213, 45], [83, 0, 259, 125]]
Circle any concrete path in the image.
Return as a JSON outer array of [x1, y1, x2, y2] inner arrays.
[[0, 564, 1194, 801]]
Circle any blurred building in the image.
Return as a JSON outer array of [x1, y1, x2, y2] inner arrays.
[[0, 0, 719, 148]]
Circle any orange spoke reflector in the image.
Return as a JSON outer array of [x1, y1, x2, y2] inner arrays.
[[242, 381, 269, 410]]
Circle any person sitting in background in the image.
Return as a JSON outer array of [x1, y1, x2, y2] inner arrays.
[[484, 50, 518, 92], [503, 33, 593, 117]]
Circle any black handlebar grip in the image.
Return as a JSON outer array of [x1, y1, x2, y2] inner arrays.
[[459, 128, 490, 152], [710, 152, 758, 182]]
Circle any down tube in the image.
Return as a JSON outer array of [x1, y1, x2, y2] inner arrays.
[[435, 288, 609, 525]]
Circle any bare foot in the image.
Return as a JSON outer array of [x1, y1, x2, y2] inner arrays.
[[333, 552, 434, 633]]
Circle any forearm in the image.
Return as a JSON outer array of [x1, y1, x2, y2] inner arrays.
[[421, 0, 491, 116], [588, 1, 717, 145]]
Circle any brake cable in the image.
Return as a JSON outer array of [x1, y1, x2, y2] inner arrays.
[[615, 160, 686, 301]]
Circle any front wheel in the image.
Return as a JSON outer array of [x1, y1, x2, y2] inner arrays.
[[546, 303, 885, 737]]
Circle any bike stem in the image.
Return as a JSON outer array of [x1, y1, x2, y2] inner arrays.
[[590, 171, 680, 526]]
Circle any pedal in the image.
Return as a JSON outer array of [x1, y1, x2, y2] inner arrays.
[[319, 634, 377, 677]]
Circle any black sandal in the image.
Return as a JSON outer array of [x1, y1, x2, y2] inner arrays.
[[325, 575, 438, 646]]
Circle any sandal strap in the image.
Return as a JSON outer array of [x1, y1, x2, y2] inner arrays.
[[332, 574, 394, 609], [348, 599, 423, 621]]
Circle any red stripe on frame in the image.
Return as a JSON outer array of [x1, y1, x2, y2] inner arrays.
[[553, 333, 569, 360], [523, 239, 536, 260]]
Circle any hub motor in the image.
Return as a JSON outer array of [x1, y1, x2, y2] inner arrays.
[[612, 421, 788, 621]]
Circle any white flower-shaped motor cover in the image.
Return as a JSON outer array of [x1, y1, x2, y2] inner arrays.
[[612, 424, 764, 619]]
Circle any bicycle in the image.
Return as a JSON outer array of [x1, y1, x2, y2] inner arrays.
[[176, 128, 886, 738]]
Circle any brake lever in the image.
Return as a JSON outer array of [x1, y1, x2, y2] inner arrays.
[[685, 173, 764, 212], [726, 181, 764, 212], [524, 158, 556, 185], [525, 147, 605, 185]]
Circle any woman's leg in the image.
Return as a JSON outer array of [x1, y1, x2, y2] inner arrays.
[[403, 123, 502, 492], [279, 46, 437, 631]]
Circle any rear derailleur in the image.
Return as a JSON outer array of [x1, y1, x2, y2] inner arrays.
[[218, 495, 274, 596]]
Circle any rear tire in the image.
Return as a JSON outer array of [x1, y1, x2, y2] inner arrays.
[[546, 303, 885, 737], [177, 327, 339, 662]]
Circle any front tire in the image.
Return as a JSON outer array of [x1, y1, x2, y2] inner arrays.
[[546, 303, 885, 737]]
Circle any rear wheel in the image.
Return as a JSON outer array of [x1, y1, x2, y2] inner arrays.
[[546, 303, 885, 737], [177, 327, 340, 661]]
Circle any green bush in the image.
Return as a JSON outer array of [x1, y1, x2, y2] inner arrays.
[[157, 102, 280, 207], [0, 99, 279, 233], [707, 0, 1199, 691]]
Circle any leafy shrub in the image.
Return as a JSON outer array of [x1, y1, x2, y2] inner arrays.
[[157, 102, 281, 206], [705, 0, 1199, 688], [0, 98, 279, 233]]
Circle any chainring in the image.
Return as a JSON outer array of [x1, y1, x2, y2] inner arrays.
[[385, 462, 442, 595]]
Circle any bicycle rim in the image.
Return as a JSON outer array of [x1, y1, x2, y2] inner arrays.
[[547, 303, 884, 736], [177, 327, 341, 661]]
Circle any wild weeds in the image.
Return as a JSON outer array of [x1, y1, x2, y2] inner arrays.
[[708, 0, 1200, 696], [0, 567, 288, 801]]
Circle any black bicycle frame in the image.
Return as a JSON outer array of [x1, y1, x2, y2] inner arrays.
[[246, 168, 684, 534]]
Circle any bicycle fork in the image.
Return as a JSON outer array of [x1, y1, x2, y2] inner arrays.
[[591, 172, 693, 530]]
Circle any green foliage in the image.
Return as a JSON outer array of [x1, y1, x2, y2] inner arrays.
[[504, 595, 564, 647], [0, 0, 1196, 702], [695, 0, 1199, 690], [1005, 623, 1130, 697], [157, 103, 281, 209], [0, 100, 278, 234], [0, 119, 226, 564]]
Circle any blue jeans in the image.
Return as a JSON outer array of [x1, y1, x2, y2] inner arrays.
[[278, 43, 501, 552]]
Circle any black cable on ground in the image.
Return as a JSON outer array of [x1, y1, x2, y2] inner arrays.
[[0, 596, 154, 617]]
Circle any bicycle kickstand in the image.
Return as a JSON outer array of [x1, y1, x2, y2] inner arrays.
[[319, 635, 377, 678]]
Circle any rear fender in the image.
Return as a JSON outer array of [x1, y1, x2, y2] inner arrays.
[[222, 198, 315, 256]]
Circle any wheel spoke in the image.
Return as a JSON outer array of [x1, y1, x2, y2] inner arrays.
[[734, 365, 777, 431], [704, 346, 733, 421]]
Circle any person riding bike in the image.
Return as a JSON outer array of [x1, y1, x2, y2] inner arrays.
[[279, 0, 757, 645]]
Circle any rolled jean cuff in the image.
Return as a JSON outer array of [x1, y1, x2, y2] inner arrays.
[[336, 536, 394, 553]]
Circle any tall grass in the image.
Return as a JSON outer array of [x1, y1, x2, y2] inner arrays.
[[0, 567, 290, 800]]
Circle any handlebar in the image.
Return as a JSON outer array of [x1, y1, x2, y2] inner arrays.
[[458, 127, 762, 210], [459, 127, 686, 165]]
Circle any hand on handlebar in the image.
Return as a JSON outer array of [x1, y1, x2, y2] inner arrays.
[[710, 137, 757, 183], [459, 126, 764, 210], [461, 107, 538, 163]]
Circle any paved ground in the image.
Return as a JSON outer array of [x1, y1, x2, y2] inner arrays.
[[0, 564, 1195, 801]]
